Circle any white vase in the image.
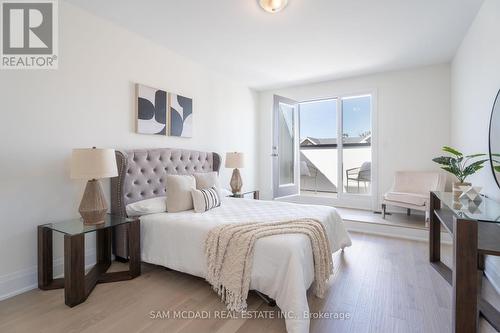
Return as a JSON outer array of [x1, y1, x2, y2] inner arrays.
[[453, 182, 471, 200]]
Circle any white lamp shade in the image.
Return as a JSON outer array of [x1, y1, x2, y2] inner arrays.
[[225, 152, 245, 169], [71, 148, 118, 179]]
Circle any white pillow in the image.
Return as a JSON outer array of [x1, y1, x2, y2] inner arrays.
[[166, 175, 196, 212], [194, 172, 220, 189], [194, 172, 224, 200], [126, 196, 167, 217], [191, 187, 221, 213]]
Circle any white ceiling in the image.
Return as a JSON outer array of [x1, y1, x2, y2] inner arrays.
[[66, 0, 484, 90]]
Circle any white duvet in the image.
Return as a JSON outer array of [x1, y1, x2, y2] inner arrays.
[[140, 198, 352, 333]]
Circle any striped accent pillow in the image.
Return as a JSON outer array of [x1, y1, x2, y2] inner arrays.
[[191, 186, 221, 213]]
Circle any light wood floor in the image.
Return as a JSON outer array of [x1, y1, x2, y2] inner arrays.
[[0, 232, 498, 333]]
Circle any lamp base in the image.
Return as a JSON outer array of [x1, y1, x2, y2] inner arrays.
[[230, 168, 243, 194], [79, 179, 107, 225]]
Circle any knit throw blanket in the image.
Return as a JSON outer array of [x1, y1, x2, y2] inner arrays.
[[205, 219, 334, 312]]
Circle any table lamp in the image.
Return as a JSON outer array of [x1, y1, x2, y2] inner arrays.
[[71, 147, 118, 225], [225, 152, 244, 194]]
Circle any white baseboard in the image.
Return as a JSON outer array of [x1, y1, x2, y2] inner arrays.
[[0, 251, 96, 302], [344, 219, 452, 244]]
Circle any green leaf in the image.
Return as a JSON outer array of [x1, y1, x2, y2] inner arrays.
[[440, 166, 454, 174], [432, 156, 453, 165], [469, 159, 489, 168], [463, 165, 483, 177], [494, 165, 500, 172], [442, 146, 463, 157], [450, 158, 462, 175], [465, 153, 487, 158], [441, 166, 462, 181], [462, 159, 488, 179]]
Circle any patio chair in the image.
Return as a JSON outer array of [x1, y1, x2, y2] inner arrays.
[[346, 162, 371, 192]]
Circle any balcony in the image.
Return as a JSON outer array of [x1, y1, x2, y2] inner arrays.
[[300, 138, 371, 196]]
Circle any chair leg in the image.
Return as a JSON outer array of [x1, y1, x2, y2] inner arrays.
[[382, 204, 386, 219], [407, 208, 411, 216]]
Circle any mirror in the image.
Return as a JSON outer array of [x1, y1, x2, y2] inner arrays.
[[489, 89, 500, 188]]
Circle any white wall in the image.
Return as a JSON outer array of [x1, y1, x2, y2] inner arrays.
[[450, 0, 500, 291], [257, 64, 451, 208], [0, 2, 258, 299]]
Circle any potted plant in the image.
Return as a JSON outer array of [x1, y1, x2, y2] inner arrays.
[[492, 153, 500, 173], [432, 146, 488, 199]]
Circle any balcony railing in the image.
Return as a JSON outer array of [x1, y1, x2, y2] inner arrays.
[[300, 144, 371, 195]]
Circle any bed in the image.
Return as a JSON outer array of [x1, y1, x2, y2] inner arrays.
[[110, 148, 352, 333]]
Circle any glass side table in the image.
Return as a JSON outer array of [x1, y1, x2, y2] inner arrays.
[[229, 190, 260, 199], [429, 191, 500, 332], [38, 214, 141, 307]]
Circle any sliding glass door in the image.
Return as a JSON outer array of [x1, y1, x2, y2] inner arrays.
[[341, 95, 372, 195], [299, 98, 338, 196], [297, 93, 374, 207]]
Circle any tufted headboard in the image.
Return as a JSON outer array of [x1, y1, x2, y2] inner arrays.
[[110, 148, 221, 259]]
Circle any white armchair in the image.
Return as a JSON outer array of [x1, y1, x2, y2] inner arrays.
[[382, 171, 446, 220]]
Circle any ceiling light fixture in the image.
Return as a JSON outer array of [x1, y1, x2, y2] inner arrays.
[[259, 0, 288, 13]]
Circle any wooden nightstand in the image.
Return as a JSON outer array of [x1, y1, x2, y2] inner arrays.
[[38, 214, 141, 307], [229, 190, 260, 200]]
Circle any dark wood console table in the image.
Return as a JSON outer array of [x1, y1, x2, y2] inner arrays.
[[429, 191, 500, 332], [38, 214, 141, 307]]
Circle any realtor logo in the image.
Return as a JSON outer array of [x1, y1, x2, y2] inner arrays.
[[1, 0, 58, 69]]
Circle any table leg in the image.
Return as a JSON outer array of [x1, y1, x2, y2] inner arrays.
[[429, 192, 441, 262], [64, 233, 85, 307], [37, 226, 53, 289], [477, 253, 485, 291], [97, 228, 112, 273], [128, 220, 141, 278], [453, 218, 478, 333]]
